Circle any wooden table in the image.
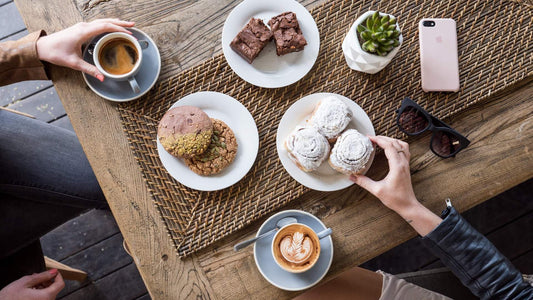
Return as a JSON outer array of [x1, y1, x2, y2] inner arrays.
[[15, 0, 532, 299]]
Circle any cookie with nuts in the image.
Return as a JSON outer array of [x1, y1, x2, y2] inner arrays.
[[184, 119, 238, 176], [158, 106, 213, 158]]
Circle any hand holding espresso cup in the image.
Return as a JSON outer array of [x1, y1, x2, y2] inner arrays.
[[92, 32, 148, 93], [36, 19, 135, 82]]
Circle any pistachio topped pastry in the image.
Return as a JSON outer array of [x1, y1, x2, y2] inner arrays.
[[158, 106, 213, 158], [184, 119, 238, 176]]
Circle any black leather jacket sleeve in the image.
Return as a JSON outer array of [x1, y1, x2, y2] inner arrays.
[[421, 201, 533, 300]]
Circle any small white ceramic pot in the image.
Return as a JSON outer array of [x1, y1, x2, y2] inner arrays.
[[342, 11, 403, 74]]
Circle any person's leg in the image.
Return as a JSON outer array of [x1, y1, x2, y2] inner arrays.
[[0, 110, 106, 258], [294, 267, 383, 300]]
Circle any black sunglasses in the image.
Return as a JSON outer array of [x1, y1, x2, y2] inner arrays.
[[396, 97, 470, 158]]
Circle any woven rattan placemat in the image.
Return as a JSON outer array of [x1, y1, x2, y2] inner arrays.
[[119, 0, 532, 257]]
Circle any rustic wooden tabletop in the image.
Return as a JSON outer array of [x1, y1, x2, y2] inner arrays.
[[13, 0, 532, 299]]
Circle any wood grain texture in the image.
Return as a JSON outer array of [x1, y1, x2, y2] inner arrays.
[[13, 0, 533, 299], [195, 81, 533, 299], [14, 0, 214, 299], [73, 0, 323, 79]]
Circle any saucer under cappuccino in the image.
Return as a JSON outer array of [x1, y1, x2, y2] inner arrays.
[[272, 223, 320, 273], [99, 38, 138, 75]]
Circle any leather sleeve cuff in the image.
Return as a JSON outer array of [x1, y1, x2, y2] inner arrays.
[[421, 205, 532, 299], [0, 30, 49, 86]]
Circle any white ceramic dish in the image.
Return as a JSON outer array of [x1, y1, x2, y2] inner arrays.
[[157, 92, 259, 191], [276, 93, 375, 191], [221, 0, 320, 88]]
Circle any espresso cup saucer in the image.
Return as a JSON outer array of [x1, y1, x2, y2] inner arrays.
[[253, 209, 333, 291], [82, 28, 161, 102]]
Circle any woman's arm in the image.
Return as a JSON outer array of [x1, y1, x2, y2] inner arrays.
[[350, 135, 442, 236], [0, 19, 134, 86], [351, 135, 533, 299]]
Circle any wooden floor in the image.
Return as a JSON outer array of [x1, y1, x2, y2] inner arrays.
[[2, 2, 531, 299]]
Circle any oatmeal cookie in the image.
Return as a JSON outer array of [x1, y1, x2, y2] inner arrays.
[[184, 119, 238, 176], [158, 106, 213, 158]]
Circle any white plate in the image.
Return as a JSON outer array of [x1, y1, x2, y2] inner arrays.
[[221, 0, 320, 88], [276, 93, 376, 191], [157, 92, 259, 191]]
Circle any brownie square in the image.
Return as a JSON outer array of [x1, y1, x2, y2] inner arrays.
[[268, 12, 307, 56], [230, 18, 273, 64]]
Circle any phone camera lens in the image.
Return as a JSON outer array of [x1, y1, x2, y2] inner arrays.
[[423, 21, 435, 27]]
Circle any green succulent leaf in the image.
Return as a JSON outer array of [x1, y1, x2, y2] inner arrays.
[[372, 21, 379, 32], [366, 16, 373, 29], [372, 11, 380, 22], [359, 11, 401, 55]]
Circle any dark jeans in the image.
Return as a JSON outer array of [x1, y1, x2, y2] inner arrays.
[[0, 110, 106, 287]]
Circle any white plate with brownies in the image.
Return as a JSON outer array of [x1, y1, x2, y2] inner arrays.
[[156, 92, 259, 191], [276, 93, 376, 191], [222, 0, 320, 88]]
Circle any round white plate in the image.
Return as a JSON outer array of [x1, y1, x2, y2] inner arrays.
[[254, 209, 333, 291], [276, 93, 375, 191], [221, 0, 320, 88], [157, 92, 259, 191]]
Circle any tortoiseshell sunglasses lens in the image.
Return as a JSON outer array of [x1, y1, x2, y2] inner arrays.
[[398, 107, 429, 134], [431, 130, 462, 157]]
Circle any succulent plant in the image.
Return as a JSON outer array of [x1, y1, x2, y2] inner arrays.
[[357, 11, 401, 56]]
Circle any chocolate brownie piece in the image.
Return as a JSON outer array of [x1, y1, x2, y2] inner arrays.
[[268, 12, 307, 56], [230, 18, 273, 64]]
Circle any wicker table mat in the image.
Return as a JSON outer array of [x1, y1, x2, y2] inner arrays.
[[118, 0, 532, 257]]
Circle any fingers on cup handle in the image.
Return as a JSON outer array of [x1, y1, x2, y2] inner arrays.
[[92, 18, 135, 27], [76, 59, 103, 82]]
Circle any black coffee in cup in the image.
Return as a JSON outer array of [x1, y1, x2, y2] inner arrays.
[[98, 38, 138, 75]]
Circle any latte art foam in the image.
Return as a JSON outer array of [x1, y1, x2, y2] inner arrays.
[[279, 231, 314, 265], [273, 223, 321, 273]]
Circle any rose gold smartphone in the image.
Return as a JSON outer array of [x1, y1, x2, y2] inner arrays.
[[419, 19, 460, 92]]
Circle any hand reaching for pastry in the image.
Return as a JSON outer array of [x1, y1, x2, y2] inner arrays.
[[0, 269, 64, 300], [36, 19, 135, 82], [350, 135, 441, 236], [349, 135, 417, 213]]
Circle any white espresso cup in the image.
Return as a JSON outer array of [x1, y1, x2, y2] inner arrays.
[[93, 32, 144, 93], [272, 223, 332, 273]]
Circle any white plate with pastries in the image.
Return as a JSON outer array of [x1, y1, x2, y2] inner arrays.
[[276, 93, 375, 191], [221, 0, 320, 88], [157, 91, 259, 191]]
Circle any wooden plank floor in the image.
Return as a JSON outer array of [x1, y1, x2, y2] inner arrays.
[[2, 2, 531, 299], [1, 2, 149, 299]]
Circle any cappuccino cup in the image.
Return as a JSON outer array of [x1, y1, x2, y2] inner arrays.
[[272, 223, 332, 273], [93, 32, 145, 93]]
